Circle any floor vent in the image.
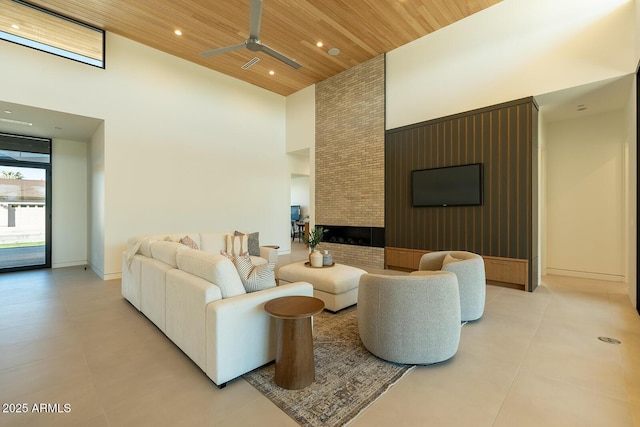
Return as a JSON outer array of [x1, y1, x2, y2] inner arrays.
[[598, 336, 621, 344]]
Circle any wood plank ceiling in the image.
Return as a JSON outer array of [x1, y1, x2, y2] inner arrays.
[[13, 0, 501, 96]]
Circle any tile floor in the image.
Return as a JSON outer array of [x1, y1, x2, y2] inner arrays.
[[0, 244, 638, 426]]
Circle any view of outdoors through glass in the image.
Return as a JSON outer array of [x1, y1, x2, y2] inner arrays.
[[0, 165, 46, 268]]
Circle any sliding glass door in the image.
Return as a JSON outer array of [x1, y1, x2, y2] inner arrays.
[[0, 134, 51, 272]]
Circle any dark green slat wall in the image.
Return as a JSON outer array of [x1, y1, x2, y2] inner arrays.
[[385, 97, 538, 264]]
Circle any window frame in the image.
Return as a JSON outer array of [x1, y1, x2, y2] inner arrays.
[[1, 0, 105, 69]]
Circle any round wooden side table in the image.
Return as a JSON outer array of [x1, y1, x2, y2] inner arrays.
[[264, 295, 325, 389]]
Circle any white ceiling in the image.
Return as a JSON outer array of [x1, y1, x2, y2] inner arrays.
[[0, 101, 102, 142], [535, 74, 634, 123]]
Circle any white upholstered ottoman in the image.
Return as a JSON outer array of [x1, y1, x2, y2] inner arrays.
[[278, 261, 367, 312]]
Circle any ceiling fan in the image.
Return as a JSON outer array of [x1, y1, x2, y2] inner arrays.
[[201, 0, 301, 69]]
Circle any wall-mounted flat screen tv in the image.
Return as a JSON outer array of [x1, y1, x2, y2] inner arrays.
[[412, 163, 483, 207]]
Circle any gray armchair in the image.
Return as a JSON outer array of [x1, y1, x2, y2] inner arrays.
[[414, 251, 486, 321], [357, 272, 461, 365]]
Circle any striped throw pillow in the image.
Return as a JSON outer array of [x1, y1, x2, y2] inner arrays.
[[233, 253, 275, 292]]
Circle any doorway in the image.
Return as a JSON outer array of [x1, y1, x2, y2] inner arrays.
[[0, 134, 52, 272]]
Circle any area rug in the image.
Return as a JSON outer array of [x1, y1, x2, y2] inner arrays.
[[242, 306, 414, 427]]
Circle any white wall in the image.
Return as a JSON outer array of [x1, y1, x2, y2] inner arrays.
[[545, 110, 626, 281], [286, 85, 316, 227], [52, 139, 88, 267], [538, 111, 548, 281], [289, 152, 310, 176], [291, 176, 310, 219], [286, 85, 315, 153], [1, 33, 289, 278], [625, 77, 638, 307], [89, 124, 105, 274], [386, 0, 637, 129]]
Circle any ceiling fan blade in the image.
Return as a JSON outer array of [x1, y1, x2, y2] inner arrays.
[[249, 0, 263, 39], [201, 42, 246, 57], [258, 44, 302, 69]]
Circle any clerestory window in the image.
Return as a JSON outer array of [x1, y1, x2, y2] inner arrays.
[[0, 0, 105, 68]]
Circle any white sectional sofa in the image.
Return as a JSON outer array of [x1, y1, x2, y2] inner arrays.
[[121, 232, 313, 387]]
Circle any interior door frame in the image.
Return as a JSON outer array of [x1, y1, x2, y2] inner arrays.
[[0, 159, 52, 272]]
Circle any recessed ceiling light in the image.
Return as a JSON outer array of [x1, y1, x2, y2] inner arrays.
[[328, 47, 341, 56], [3, 110, 11, 114], [11, 24, 19, 30], [269, 70, 275, 75], [316, 41, 323, 48], [174, 29, 182, 36]]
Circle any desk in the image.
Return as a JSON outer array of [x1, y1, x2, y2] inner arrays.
[[264, 296, 324, 389]]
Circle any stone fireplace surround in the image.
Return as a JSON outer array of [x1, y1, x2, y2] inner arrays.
[[315, 55, 385, 269]]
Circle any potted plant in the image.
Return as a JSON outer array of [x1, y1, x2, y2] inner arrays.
[[305, 226, 328, 266]]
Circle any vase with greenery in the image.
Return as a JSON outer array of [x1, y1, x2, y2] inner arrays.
[[305, 226, 328, 264]]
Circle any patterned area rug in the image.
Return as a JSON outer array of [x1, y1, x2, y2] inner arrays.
[[242, 306, 414, 427]]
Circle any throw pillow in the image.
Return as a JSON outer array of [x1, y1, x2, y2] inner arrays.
[[226, 233, 247, 256], [179, 235, 199, 250], [442, 253, 462, 267], [233, 253, 276, 293], [234, 230, 260, 256]]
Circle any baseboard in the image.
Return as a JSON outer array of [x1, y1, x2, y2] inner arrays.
[[103, 272, 122, 281], [545, 268, 624, 282], [87, 263, 119, 280], [52, 261, 87, 268]]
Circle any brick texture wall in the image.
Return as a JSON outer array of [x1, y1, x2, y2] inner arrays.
[[315, 55, 385, 268]]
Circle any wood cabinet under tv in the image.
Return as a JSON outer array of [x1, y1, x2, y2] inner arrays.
[[385, 247, 528, 291], [385, 247, 429, 271]]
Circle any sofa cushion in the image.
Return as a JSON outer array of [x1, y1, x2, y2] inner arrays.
[[232, 253, 276, 293], [150, 241, 187, 268], [234, 231, 260, 256], [138, 235, 169, 257], [199, 232, 229, 254], [176, 249, 246, 298]]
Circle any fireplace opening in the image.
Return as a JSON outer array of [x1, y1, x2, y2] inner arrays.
[[316, 225, 385, 248]]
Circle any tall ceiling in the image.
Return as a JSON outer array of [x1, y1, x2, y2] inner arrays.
[[19, 0, 502, 96]]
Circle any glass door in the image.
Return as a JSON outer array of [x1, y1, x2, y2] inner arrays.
[[0, 164, 51, 271]]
